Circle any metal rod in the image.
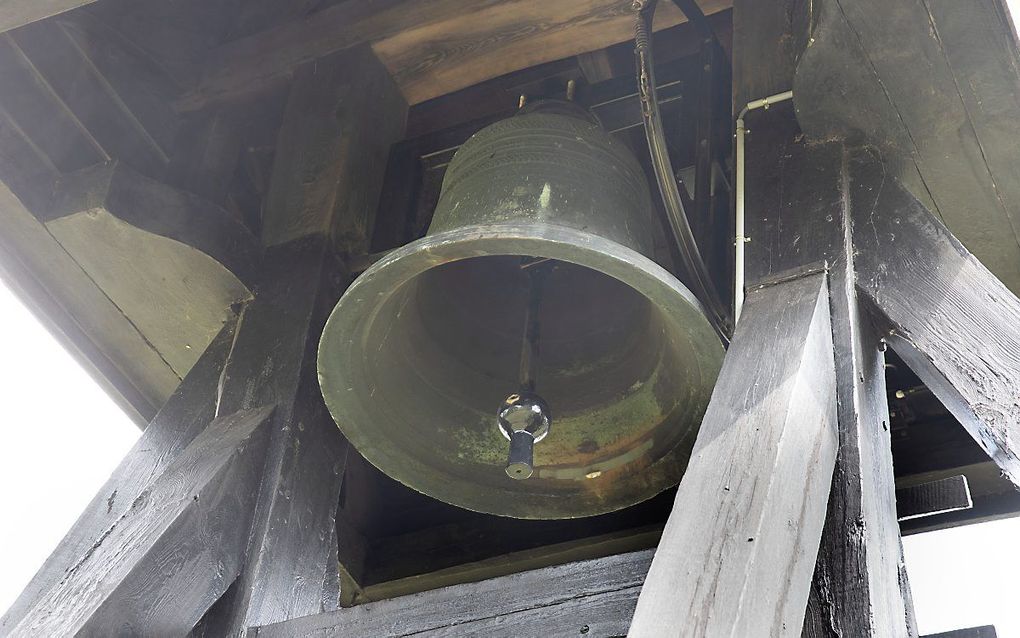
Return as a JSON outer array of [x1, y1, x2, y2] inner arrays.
[[734, 90, 794, 323], [518, 258, 551, 391]]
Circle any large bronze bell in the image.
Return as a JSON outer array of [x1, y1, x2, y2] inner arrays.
[[317, 102, 723, 519]]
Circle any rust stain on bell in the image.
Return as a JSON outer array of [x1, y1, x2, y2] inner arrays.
[[317, 101, 723, 519]]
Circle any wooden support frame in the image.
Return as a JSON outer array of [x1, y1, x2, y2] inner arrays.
[[850, 146, 1020, 489], [4, 43, 406, 636], [255, 549, 655, 637], [191, 44, 407, 633], [0, 321, 236, 632], [8, 406, 274, 636], [630, 270, 838, 636]]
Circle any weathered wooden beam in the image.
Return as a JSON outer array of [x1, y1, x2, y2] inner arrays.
[[261, 45, 407, 252], [736, 102, 911, 634], [629, 271, 838, 636], [794, 0, 1020, 295], [43, 161, 258, 377], [923, 627, 998, 638], [8, 406, 273, 637], [200, 45, 407, 632], [176, 0, 733, 112], [731, 0, 917, 615], [0, 175, 178, 420], [0, 0, 94, 36], [849, 146, 1020, 489], [0, 321, 235, 633], [255, 549, 654, 637]]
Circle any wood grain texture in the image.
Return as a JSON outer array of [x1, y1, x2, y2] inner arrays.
[[207, 236, 351, 632], [922, 628, 998, 638], [0, 321, 236, 633], [201, 47, 404, 629], [739, 123, 909, 636], [0, 175, 179, 420], [44, 161, 257, 377], [850, 145, 1020, 489], [8, 406, 273, 637], [793, 0, 1020, 295], [0, 0, 94, 36], [629, 272, 838, 637], [176, 0, 734, 111], [260, 45, 407, 251], [5, 15, 178, 177], [254, 549, 654, 637]]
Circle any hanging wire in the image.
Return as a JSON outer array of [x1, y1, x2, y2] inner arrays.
[[634, 0, 732, 343]]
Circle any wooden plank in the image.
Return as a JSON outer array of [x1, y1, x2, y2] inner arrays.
[[8, 406, 274, 637], [0, 0, 94, 36], [896, 476, 972, 522], [254, 549, 654, 637], [6, 18, 174, 176], [629, 271, 838, 636], [176, 0, 734, 112], [411, 587, 637, 637], [372, 0, 728, 105], [849, 146, 1020, 490], [0, 321, 236, 633], [260, 45, 407, 251]]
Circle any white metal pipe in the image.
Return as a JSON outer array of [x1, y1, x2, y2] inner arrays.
[[734, 90, 793, 324]]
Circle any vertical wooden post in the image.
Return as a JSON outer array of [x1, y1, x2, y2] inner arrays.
[[200, 45, 407, 633], [740, 121, 912, 636], [733, 0, 915, 630]]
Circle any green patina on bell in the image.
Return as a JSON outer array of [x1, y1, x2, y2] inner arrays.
[[317, 102, 723, 519]]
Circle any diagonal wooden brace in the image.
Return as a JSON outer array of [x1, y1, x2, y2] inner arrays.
[[850, 147, 1020, 487], [8, 406, 274, 637], [629, 271, 838, 636]]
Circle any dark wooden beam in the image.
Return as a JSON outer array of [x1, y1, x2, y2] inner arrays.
[[0, 0, 95, 36], [735, 101, 912, 635], [260, 45, 407, 252], [255, 549, 654, 637], [794, 0, 1020, 295], [0, 321, 236, 633], [849, 145, 1020, 490], [199, 45, 407, 632], [629, 270, 838, 635], [175, 0, 734, 112], [7, 406, 273, 637]]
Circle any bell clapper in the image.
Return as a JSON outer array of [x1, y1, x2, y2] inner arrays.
[[498, 258, 554, 480]]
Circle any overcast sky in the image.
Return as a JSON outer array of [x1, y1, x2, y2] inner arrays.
[[0, 276, 1018, 634]]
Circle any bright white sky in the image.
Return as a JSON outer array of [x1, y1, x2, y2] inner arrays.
[[0, 276, 1019, 633]]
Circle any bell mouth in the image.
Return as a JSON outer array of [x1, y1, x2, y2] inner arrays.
[[317, 222, 723, 519]]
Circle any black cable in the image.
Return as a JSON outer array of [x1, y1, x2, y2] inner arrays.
[[635, 0, 732, 342]]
